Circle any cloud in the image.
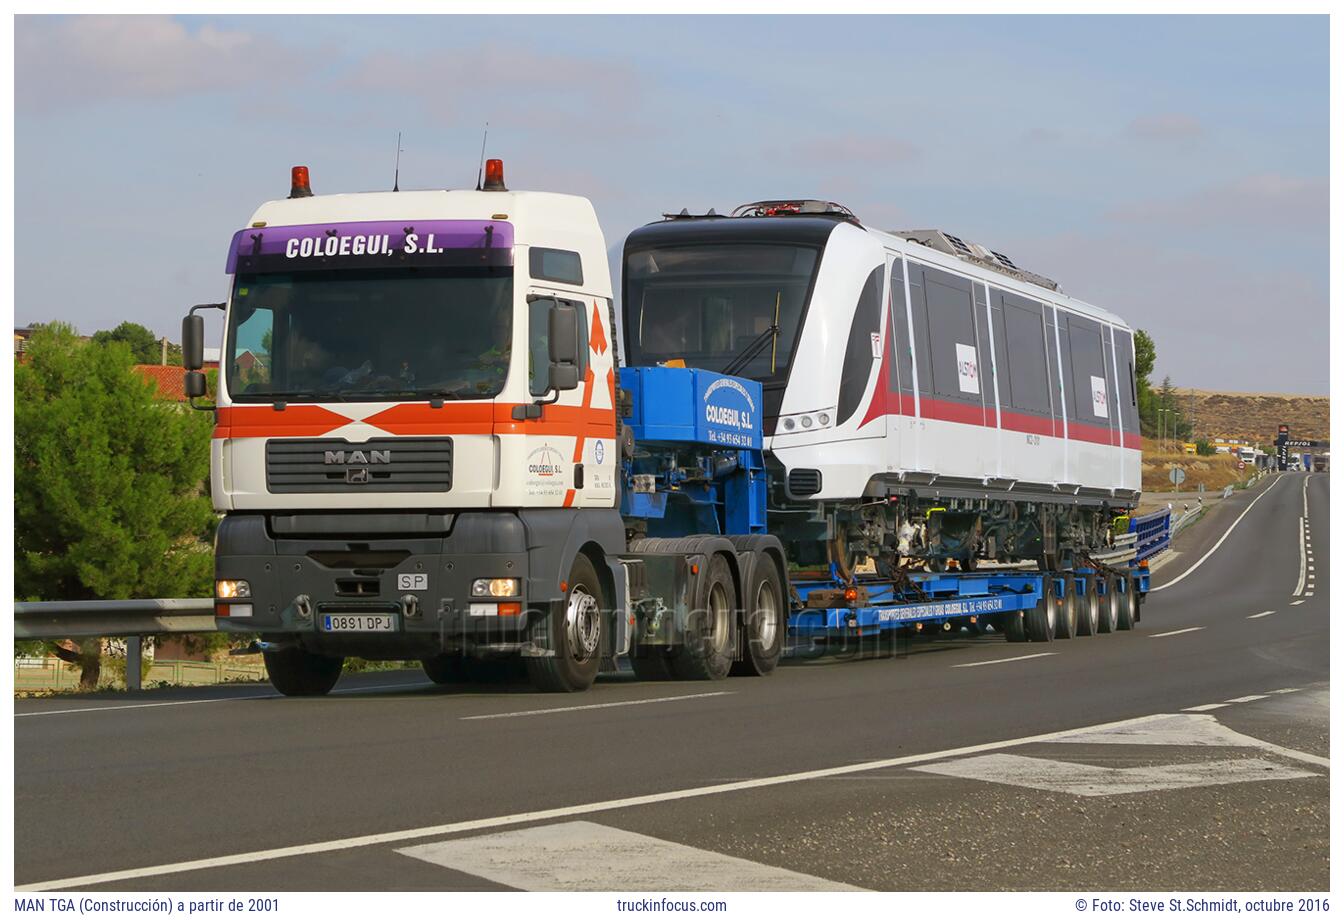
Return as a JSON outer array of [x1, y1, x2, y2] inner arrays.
[[1105, 172, 1327, 233], [16, 16, 310, 109], [1128, 112, 1204, 143]]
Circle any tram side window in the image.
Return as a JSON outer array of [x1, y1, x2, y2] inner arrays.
[[1002, 294, 1053, 415], [906, 267, 934, 396], [923, 268, 980, 401], [1066, 314, 1107, 424], [837, 266, 884, 426]]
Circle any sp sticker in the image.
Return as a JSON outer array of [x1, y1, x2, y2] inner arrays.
[[397, 573, 428, 591], [594, 440, 606, 464]]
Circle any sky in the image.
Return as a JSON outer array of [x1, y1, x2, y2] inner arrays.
[[13, 14, 1330, 394]]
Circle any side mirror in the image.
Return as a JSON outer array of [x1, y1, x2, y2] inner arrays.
[[547, 302, 582, 392], [184, 371, 207, 399], [182, 313, 205, 370]]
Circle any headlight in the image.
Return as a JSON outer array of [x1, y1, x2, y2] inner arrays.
[[472, 577, 520, 597], [776, 408, 836, 434], [216, 579, 251, 599]]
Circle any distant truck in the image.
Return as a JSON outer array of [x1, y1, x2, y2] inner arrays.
[[180, 166, 1154, 696]]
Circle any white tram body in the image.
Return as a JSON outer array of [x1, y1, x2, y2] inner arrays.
[[623, 202, 1142, 565]]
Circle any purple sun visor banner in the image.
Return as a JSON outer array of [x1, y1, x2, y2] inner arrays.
[[225, 219, 515, 274]]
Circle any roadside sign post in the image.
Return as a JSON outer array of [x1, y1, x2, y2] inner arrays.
[[1169, 467, 1186, 490]]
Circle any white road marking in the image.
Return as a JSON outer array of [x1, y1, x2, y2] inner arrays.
[[1305, 592, 1314, 597], [1150, 475, 1281, 593], [951, 652, 1057, 669], [1247, 610, 1276, 619], [912, 753, 1317, 797], [1271, 688, 1302, 694], [20, 707, 1308, 891], [1226, 694, 1269, 703], [14, 679, 436, 719], [1292, 600, 1306, 606], [398, 821, 862, 891], [15, 694, 278, 718], [1302, 473, 1309, 519], [1308, 565, 1315, 572], [1294, 517, 1307, 596], [461, 692, 734, 721], [1183, 703, 1231, 712], [1149, 627, 1205, 638]]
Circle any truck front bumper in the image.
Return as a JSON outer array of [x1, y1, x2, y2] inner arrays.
[[213, 512, 556, 659]]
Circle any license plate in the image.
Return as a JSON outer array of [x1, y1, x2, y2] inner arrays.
[[321, 614, 397, 632]]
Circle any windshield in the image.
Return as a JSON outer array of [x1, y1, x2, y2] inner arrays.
[[623, 243, 819, 383], [225, 267, 512, 402]]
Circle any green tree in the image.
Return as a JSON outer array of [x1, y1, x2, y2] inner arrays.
[[91, 321, 164, 365], [15, 324, 217, 688]]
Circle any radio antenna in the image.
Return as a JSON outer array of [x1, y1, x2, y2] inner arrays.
[[475, 122, 489, 191], [393, 131, 403, 192]]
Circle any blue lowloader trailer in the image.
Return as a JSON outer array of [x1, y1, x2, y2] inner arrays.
[[613, 365, 1163, 672]]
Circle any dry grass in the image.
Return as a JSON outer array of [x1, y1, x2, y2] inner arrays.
[[1141, 438, 1249, 493], [1176, 388, 1328, 443]]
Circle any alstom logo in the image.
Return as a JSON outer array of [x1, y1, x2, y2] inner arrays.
[[324, 449, 391, 465]]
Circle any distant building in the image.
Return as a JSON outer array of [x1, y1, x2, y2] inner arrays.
[[133, 365, 190, 401]]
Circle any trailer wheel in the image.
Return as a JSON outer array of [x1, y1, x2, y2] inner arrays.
[[263, 646, 343, 697], [525, 554, 605, 693], [731, 552, 785, 676], [1077, 577, 1101, 636], [1052, 575, 1078, 640], [670, 551, 736, 681], [1024, 581, 1056, 643], [1117, 577, 1138, 631], [1003, 610, 1028, 642], [1099, 577, 1121, 633]]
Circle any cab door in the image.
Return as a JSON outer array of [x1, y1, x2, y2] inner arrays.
[[518, 289, 617, 510]]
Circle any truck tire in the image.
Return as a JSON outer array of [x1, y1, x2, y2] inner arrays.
[[1003, 610, 1028, 642], [730, 549, 785, 676], [1077, 576, 1100, 636], [1024, 581, 1056, 643], [1117, 577, 1138, 631], [525, 554, 605, 693], [1050, 574, 1078, 640], [263, 646, 343, 697], [670, 550, 736, 681], [1099, 577, 1121, 633], [626, 537, 680, 681]]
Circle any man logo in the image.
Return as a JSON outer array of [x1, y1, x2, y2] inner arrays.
[[345, 468, 370, 484], [325, 450, 391, 465]]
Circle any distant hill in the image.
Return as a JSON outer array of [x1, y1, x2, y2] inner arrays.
[[1176, 388, 1329, 444]]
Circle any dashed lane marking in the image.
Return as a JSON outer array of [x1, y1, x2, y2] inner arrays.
[[1149, 627, 1205, 638], [1226, 694, 1269, 703], [397, 821, 863, 891], [461, 692, 734, 721], [1294, 517, 1308, 596], [951, 652, 1057, 669], [1183, 703, 1231, 711], [1270, 688, 1303, 694], [1292, 600, 1307, 606], [1248, 611, 1276, 619], [14, 680, 437, 718]]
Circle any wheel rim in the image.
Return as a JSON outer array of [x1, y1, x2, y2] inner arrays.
[[1087, 590, 1099, 629], [705, 580, 731, 654], [1046, 588, 1058, 633], [565, 583, 601, 662], [752, 579, 779, 651]]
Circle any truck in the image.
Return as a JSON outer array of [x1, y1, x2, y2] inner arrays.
[[182, 164, 1152, 696]]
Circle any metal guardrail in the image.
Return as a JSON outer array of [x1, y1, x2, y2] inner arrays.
[[15, 598, 218, 691]]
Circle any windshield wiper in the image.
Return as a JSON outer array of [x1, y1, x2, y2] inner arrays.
[[355, 388, 478, 402], [721, 324, 780, 378], [259, 390, 348, 405]]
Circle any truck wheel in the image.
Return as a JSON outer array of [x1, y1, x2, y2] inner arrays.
[[263, 646, 343, 697], [1117, 577, 1138, 631], [1077, 577, 1100, 636], [671, 551, 736, 681], [1024, 580, 1056, 642], [1099, 577, 1121, 633], [730, 552, 785, 676], [526, 554, 605, 693], [1051, 574, 1078, 640]]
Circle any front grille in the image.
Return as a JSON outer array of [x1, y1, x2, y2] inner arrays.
[[266, 438, 452, 493]]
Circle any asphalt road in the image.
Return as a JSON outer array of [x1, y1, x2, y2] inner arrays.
[[13, 472, 1328, 892]]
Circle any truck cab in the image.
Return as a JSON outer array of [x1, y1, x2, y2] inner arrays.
[[184, 163, 628, 693]]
